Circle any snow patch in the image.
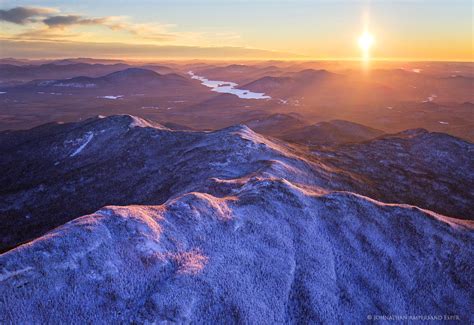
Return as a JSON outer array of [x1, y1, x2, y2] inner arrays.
[[38, 80, 56, 86], [70, 132, 94, 157], [128, 116, 156, 128], [97, 95, 123, 100], [54, 83, 97, 88]]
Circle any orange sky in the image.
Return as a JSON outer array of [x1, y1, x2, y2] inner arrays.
[[0, 1, 472, 61]]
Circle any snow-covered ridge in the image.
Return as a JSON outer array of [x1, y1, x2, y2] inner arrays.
[[0, 114, 472, 323], [0, 176, 472, 323]]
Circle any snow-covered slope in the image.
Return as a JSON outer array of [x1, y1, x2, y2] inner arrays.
[[1, 181, 472, 323], [0, 115, 473, 323], [0, 115, 349, 251], [315, 128, 474, 218]]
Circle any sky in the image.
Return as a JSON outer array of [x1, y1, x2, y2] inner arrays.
[[0, 0, 472, 60]]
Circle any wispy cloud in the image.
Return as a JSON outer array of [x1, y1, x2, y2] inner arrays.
[[43, 15, 108, 28], [41, 14, 174, 40], [1, 7, 179, 42], [14, 28, 81, 41], [0, 39, 295, 59], [0, 6, 248, 51], [0, 6, 57, 24], [88, 17, 178, 42]]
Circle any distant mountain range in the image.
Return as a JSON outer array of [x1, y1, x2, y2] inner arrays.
[[0, 62, 176, 85], [1, 68, 204, 96], [241, 114, 385, 145], [0, 57, 128, 66], [0, 114, 472, 323], [192, 64, 284, 84]]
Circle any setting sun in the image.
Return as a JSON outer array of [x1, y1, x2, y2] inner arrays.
[[358, 32, 375, 59]]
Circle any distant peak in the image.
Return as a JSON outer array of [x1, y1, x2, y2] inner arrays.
[[105, 68, 160, 78], [397, 128, 429, 137], [296, 68, 329, 75]]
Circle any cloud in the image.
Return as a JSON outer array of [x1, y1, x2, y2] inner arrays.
[[43, 14, 176, 41], [0, 6, 57, 24], [0, 6, 198, 43], [14, 28, 81, 41], [0, 39, 296, 59], [43, 15, 108, 28], [0, 6, 242, 47]]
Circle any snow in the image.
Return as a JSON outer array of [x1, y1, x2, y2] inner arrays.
[[54, 82, 97, 88], [128, 115, 166, 129], [439, 121, 449, 125], [188, 71, 271, 100], [70, 132, 94, 157], [412, 68, 422, 73], [0, 92, 6, 94], [38, 80, 56, 86], [97, 95, 123, 100], [0, 115, 472, 323], [0, 181, 472, 323]]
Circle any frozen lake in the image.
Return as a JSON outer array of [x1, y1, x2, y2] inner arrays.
[[188, 71, 271, 100]]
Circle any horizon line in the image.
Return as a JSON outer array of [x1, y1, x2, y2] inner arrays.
[[2, 56, 473, 63]]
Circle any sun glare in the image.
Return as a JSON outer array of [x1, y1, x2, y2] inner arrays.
[[358, 32, 375, 60]]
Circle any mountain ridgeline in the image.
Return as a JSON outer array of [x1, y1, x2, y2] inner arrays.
[[0, 115, 472, 323]]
